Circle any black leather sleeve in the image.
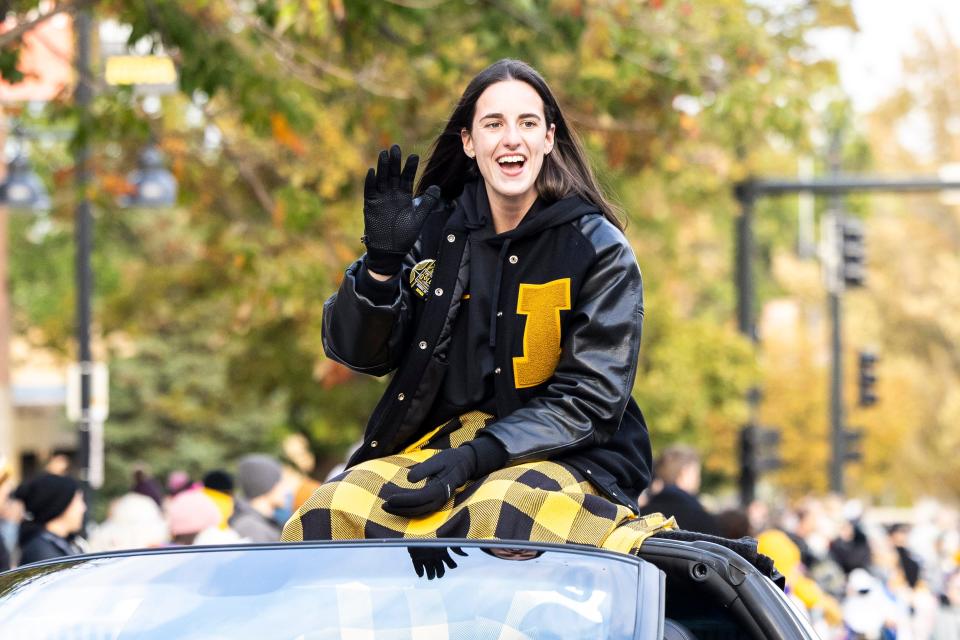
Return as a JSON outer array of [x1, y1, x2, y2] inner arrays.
[[484, 216, 644, 461], [321, 250, 419, 378]]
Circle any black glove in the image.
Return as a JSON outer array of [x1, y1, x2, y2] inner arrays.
[[407, 546, 468, 580], [382, 436, 509, 518], [362, 144, 441, 276], [383, 446, 476, 517]]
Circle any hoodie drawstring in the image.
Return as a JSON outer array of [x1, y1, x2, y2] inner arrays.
[[488, 238, 511, 349]]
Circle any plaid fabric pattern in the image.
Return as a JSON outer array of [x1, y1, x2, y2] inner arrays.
[[282, 412, 675, 555]]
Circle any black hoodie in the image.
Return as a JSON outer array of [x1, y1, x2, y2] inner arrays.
[[422, 183, 592, 428]]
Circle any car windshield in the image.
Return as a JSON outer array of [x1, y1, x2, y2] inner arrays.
[[0, 543, 653, 639]]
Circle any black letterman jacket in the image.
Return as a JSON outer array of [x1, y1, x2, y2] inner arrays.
[[322, 187, 652, 512]]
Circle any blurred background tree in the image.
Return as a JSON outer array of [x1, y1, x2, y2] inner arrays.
[[10, 0, 924, 503]]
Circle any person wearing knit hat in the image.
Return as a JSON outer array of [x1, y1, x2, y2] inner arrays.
[[13, 473, 86, 566], [166, 470, 193, 496], [131, 468, 165, 507], [201, 469, 236, 530], [88, 492, 170, 552], [228, 454, 288, 543], [165, 489, 222, 545]]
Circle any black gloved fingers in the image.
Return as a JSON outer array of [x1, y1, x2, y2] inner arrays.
[[409, 547, 464, 580], [391, 482, 447, 508], [375, 148, 390, 192], [388, 144, 403, 188], [440, 549, 459, 571], [415, 185, 442, 216], [412, 558, 425, 578], [363, 167, 377, 201], [382, 483, 448, 517], [407, 447, 475, 484], [450, 547, 468, 557], [384, 500, 441, 518], [400, 153, 419, 193], [406, 456, 445, 484]]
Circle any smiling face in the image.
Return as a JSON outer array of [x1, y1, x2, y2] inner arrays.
[[461, 80, 556, 206]]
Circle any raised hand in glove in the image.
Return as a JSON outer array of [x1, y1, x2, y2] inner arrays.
[[362, 144, 442, 276], [407, 546, 468, 580], [382, 436, 508, 518]]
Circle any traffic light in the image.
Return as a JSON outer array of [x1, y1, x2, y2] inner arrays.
[[842, 427, 865, 463], [739, 424, 783, 506], [857, 351, 878, 407], [841, 217, 866, 287]]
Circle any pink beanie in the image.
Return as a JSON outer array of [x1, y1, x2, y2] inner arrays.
[[166, 490, 222, 536]]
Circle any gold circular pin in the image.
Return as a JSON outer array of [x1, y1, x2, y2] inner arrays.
[[409, 259, 436, 298]]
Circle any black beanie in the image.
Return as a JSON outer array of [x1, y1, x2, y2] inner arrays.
[[203, 469, 234, 494], [13, 473, 80, 524]]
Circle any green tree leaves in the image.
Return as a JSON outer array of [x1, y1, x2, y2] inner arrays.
[[6, 0, 849, 494]]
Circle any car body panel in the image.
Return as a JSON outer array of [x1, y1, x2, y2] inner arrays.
[[637, 538, 821, 640], [0, 540, 661, 640], [0, 537, 818, 639]]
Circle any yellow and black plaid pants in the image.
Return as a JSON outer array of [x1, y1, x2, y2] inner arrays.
[[282, 412, 674, 555]]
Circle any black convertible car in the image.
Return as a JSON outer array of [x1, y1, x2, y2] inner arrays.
[[0, 533, 818, 639]]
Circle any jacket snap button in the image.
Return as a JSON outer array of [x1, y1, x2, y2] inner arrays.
[[370, 440, 378, 448], [586, 469, 592, 475], [496, 311, 503, 317], [434, 288, 444, 296], [508, 255, 518, 264], [494, 367, 501, 374], [419, 340, 428, 349], [447, 234, 455, 243], [397, 393, 405, 401]]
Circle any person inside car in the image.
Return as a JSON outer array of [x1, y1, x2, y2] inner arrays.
[[284, 59, 665, 551]]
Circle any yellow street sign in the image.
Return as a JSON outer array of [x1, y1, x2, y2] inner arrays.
[[105, 55, 177, 86]]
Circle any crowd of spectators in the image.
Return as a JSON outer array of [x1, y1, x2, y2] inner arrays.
[[639, 446, 960, 640], [0, 450, 320, 571], [747, 496, 960, 640], [3, 444, 960, 640]]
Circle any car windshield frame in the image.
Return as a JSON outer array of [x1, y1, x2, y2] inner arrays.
[[0, 538, 664, 640]]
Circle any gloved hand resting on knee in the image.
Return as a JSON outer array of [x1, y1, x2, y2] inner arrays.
[[383, 436, 508, 517]]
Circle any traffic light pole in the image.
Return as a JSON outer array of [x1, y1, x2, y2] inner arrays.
[[735, 185, 756, 343], [828, 291, 844, 492], [735, 187, 760, 507], [733, 171, 960, 496], [826, 134, 846, 494]]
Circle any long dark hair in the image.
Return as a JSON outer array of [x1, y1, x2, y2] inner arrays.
[[416, 59, 624, 231]]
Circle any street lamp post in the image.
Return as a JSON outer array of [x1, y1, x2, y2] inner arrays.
[[75, 7, 94, 500], [72, 11, 177, 500]]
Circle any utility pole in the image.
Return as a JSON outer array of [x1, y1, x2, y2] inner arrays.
[[75, 7, 94, 501]]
